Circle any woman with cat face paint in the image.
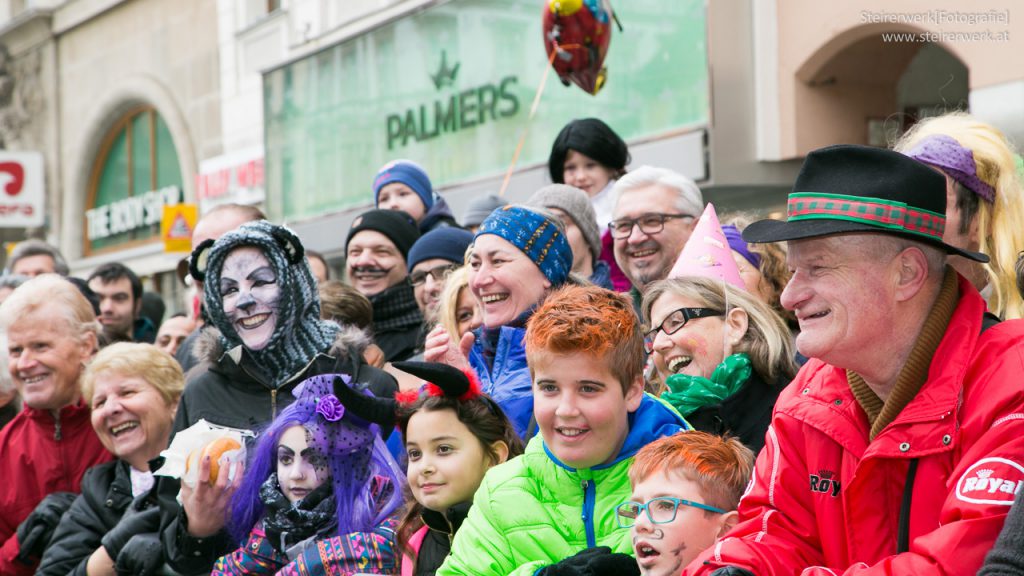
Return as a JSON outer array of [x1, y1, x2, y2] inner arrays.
[[160, 220, 398, 575]]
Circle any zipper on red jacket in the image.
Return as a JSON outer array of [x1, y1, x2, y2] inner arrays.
[[580, 479, 597, 548], [54, 412, 62, 441]]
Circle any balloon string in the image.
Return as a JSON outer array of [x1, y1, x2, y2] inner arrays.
[[498, 45, 569, 197]]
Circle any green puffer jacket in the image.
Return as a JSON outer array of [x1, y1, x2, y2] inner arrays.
[[437, 394, 689, 576]]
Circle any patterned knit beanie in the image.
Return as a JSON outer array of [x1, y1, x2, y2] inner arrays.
[[373, 160, 434, 211], [192, 220, 338, 386], [475, 205, 573, 287]]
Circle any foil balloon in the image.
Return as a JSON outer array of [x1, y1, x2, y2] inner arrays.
[[543, 0, 615, 95]]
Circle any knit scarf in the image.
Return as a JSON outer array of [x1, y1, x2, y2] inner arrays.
[[259, 473, 336, 552], [848, 267, 959, 440], [369, 282, 424, 335], [662, 353, 753, 417]]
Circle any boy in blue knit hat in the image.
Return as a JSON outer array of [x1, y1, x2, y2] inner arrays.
[[373, 159, 460, 234]]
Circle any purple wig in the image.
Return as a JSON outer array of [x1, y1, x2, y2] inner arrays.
[[228, 374, 404, 543]]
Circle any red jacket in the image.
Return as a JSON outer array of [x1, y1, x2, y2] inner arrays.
[[688, 277, 1024, 576], [0, 401, 113, 576]]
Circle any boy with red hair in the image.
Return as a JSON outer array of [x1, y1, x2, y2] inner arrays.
[[620, 432, 754, 576], [438, 285, 690, 576]]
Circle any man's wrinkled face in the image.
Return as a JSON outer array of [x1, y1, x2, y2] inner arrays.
[[346, 230, 408, 297], [612, 185, 697, 292]]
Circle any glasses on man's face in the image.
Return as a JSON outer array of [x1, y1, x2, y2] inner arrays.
[[607, 213, 693, 239], [408, 263, 458, 287], [615, 497, 727, 529], [644, 307, 724, 353]]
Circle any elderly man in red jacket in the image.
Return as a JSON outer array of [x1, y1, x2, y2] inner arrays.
[[0, 275, 112, 575], [687, 145, 1024, 576]]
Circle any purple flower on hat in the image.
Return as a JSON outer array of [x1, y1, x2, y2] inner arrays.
[[316, 394, 345, 422]]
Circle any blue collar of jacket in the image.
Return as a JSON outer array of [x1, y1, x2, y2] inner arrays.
[[542, 393, 690, 474]]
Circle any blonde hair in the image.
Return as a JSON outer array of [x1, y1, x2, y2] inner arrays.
[[0, 274, 101, 347], [438, 265, 473, 340], [642, 276, 798, 391], [82, 342, 184, 407], [895, 112, 1024, 319]]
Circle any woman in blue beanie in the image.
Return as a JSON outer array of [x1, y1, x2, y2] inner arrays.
[[374, 159, 460, 234], [423, 205, 574, 439]]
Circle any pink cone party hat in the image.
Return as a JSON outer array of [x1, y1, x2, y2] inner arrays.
[[668, 203, 746, 291]]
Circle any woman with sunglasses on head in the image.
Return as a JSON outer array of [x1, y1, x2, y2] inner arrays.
[[642, 276, 797, 453]]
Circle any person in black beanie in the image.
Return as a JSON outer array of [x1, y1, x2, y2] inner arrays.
[[346, 209, 424, 362], [159, 220, 397, 575]]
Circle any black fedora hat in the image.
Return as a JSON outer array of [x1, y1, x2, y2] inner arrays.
[[743, 144, 988, 263]]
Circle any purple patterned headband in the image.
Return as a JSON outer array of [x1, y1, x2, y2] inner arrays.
[[905, 134, 996, 203], [721, 224, 761, 269]]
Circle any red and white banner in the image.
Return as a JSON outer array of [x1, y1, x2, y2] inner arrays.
[[0, 151, 44, 228]]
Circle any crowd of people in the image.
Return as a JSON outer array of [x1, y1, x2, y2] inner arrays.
[[1, 111, 1024, 576]]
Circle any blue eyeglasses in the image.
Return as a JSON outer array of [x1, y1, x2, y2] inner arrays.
[[615, 497, 727, 528]]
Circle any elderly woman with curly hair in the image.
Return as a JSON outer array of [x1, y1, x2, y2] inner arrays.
[[643, 276, 798, 453]]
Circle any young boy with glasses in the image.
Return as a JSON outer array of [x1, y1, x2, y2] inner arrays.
[[619, 431, 754, 576], [437, 285, 690, 576]]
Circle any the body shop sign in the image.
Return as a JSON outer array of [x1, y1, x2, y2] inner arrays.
[[0, 151, 44, 228], [85, 186, 183, 241]]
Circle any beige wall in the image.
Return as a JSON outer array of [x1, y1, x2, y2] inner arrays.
[[772, 0, 1022, 158], [55, 0, 220, 273]]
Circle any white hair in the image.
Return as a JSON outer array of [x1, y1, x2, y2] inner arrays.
[[611, 165, 704, 217]]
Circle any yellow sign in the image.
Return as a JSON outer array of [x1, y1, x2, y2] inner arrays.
[[162, 204, 197, 253]]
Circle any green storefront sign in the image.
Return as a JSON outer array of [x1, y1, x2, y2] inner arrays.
[[264, 0, 707, 222]]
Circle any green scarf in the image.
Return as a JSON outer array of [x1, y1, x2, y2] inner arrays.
[[662, 353, 752, 417]]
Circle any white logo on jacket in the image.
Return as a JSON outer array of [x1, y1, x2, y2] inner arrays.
[[955, 457, 1024, 505]]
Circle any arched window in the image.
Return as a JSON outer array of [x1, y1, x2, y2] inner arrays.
[[84, 106, 183, 254]]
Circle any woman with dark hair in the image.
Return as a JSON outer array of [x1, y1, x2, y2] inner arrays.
[[548, 118, 632, 291], [213, 373, 404, 574]]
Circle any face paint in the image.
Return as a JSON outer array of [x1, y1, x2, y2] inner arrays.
[[220, 246, 281, 351]]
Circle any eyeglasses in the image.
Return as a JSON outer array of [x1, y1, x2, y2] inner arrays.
[[616, 497, 727, 528], [408, 264, 458, 287], [644, 307, 723, 353], [608, 213, 694, 239]]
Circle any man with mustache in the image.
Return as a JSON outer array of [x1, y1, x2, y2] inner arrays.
[[345, 209, 423, 362], [609, 166, 704, 310]]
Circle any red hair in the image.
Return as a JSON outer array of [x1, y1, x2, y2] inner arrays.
[[629, 431, 755, 512], [524, 284, 644, 393]]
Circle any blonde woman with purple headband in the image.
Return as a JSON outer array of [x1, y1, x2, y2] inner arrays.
[[895, 112, 1024, 319]]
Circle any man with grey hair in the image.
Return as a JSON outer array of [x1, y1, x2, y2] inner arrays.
[[6, 239, 69, 277], [688, 145, 1024, 576], [609, 165, 704, 303]]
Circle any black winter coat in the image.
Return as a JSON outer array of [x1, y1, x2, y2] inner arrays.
[[35, 460, 146, 576], [684, 370, 788, 455], [412, 502, 471, 576]]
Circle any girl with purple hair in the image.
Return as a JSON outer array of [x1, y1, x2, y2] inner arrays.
[[213, 373, 404, 575]]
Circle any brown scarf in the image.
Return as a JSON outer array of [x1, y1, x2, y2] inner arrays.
[[848, 267, 958, 440]]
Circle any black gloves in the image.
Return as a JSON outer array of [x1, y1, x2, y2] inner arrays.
[[538, 546, 641, 576], [114, 533, 164, 576], [709, 567, 756, 576], [15, 491, 76, 564], [101, 496, 161, 561]]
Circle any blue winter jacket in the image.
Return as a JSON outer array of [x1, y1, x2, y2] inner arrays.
[[467, 326, 533, 439]]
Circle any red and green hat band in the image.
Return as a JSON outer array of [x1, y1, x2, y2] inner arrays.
[[787, 192, 945, 241]]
